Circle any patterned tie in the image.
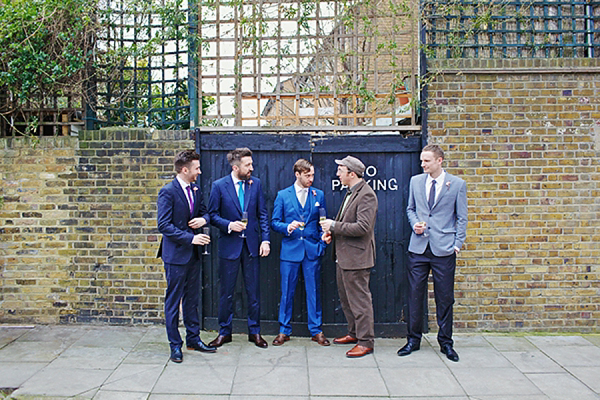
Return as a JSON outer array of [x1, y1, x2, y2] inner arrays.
[[186, 185, 194, 213], [238, 181, 245, 210], [428, 180, 436, 209]]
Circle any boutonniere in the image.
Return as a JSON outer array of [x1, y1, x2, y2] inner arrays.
[[247, 179, 253, 186], [445, 181, 451, 189], [193, 186, 198, 192], [312, 190, 316, 197]]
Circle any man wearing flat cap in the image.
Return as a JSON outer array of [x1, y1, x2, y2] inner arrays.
[[320, 155, 378, 358]]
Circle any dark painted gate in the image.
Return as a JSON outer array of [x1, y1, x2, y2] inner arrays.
[[197, 132, 423, 337]]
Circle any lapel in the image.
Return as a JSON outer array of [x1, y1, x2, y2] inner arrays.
[[339, 181, 363, 221], [305, 188, 314, 217], [243, 179, 252, 212], [225, 175, 242, 214], [288, 185, 303, 217], [433, 173, 451, 209], [173, 178, 191, 216]]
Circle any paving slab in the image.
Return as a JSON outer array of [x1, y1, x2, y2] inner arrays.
[[374, 346, 446, 368], [0, 361, 47, 388], [308, 366, 389, 397], [451, 367, 543, 397], [11, 366, 112, 398], [72, 326, 147, 350], [49, 345, 129, 370], [232, 365, 309, 396], [306, 344, 378, 368], [102, 363, 166, 392], [439, 346, 514, 368], [563, 366, 600, 393], [526, 372, 599, 400], [238, 343, 307, 366], [0, 327, 31, 348], [501, 350, 564, 373], [525, 335, 595, 348], [582, 335, 600, 347], [152, 364, 235, 395], [0, 340, 69, 362], [94, 390, 150, 400], [18, 325, 89, 343], [380, 367, 465, 397], [536, 345, 600, 367], [485, 336, 538, 352], [123, 342, 171, 364]]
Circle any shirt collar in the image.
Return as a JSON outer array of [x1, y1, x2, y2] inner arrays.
[[427, 170, 446, 185], [176, 175, 191, 190], [294, 182, 308, 194], [231, 171, 243, 186]]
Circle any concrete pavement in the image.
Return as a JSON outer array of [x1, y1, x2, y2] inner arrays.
[[1, 325, 599, 399]]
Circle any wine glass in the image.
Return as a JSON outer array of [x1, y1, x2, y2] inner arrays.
[[202, 227, 210, 255], [319, 207, 327, 222], [420, 221, 429, 237], [240, 211, 248, 238]]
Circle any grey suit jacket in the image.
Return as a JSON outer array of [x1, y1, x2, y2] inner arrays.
[[331, 180, 378, 270], [406, 172, 467, 257]]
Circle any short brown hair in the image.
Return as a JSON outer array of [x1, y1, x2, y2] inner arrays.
[[422, 144, 444, 160], [293, 158, 313, 175], [227, 147, 253, 166], [174, 150, 200, 173]]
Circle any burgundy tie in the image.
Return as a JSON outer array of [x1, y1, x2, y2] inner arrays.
[[186, 186, 194, 213]]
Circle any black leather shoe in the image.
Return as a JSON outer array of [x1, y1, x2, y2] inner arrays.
[[397, 341, 420, 356], [441, 344, 459, 362], [248, 333, 268, 348], [170, 346, 183, 363], [187, 340, 217, 353], [209, 334, 232, 348]]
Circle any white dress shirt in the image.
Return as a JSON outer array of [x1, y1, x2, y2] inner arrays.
[[426, 170, 445, 205]]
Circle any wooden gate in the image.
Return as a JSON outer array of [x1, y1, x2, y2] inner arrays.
[[197, 132, 423, 337]]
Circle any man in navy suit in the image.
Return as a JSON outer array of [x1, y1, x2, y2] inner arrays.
[[397, 144, 468, 362], [271, 159, 330, 347], [157, 150, 217, 363], [208, 147, 271, 348]]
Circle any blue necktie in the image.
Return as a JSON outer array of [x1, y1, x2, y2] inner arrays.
[[428, 180, 436, 209], [238, 181, 245, 210]]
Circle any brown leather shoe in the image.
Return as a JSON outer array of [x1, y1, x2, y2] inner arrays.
[[272, 333, 290, 346], [346, 344, 374, 358], [311, 332, 331, 346], [333, 334, 358, 345], [208, 334, 232, 348], [248, 333, 268, 348]]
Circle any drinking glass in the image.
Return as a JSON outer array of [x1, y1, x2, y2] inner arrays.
[[240, 211, 248, 238], [319, 207, 327, 222], [420, 221, 429, 237], [202, 227, 210, 255], [298, 215, 305, 240]]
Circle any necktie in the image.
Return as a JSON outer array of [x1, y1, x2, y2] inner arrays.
[[428, 180, 436, 209], [238, 181, 245, 210], [186, 185, 194, 213], [299, 189, 307, 207]]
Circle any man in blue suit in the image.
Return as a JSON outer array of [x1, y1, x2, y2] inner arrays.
[[208, 147, 271, 348], [271, 159, 330, 347], [397, 144, 468, 362], [157, 150, 217, 363]]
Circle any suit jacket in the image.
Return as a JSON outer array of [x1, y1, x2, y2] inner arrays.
[[157, 178, 209, 265], [271, 185, 326, 262], [406, 172, 468, 256], [331, 180, 378, 270], [208, 174, 270, 260]]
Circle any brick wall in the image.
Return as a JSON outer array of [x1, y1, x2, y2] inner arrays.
[[427, 58, 600, 332], [1, 58, 599, 332], [0, 130, 194, 324]]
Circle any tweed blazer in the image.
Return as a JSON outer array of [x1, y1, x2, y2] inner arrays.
[[331, 179, 378, 270]]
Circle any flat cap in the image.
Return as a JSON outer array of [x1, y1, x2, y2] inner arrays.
[[335, 155, 365, 175]]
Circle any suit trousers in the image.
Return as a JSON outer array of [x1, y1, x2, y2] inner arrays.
[[336, 265, 375, 348], [407, 245, 456, 347], [164, 256, 201, 351], [278, 258, 322, 336], [218, 241, 261, 335]]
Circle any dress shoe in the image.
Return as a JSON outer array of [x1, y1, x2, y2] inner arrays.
[[272, 333, 290, 346], [170, 346, 183, 363], [397, 341, 420, 356], [346, 344, 374, 358], [441, 344, 459, 362], [311, 332, 331, 346], [208, 334, 232, 348], [248, 333, 268, 348], [187, 340, 217, 353], [333, 334, 358, 345]]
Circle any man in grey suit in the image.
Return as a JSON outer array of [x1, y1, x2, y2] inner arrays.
[[321, 155, 378, 358], [398, 144, 467, 362]]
